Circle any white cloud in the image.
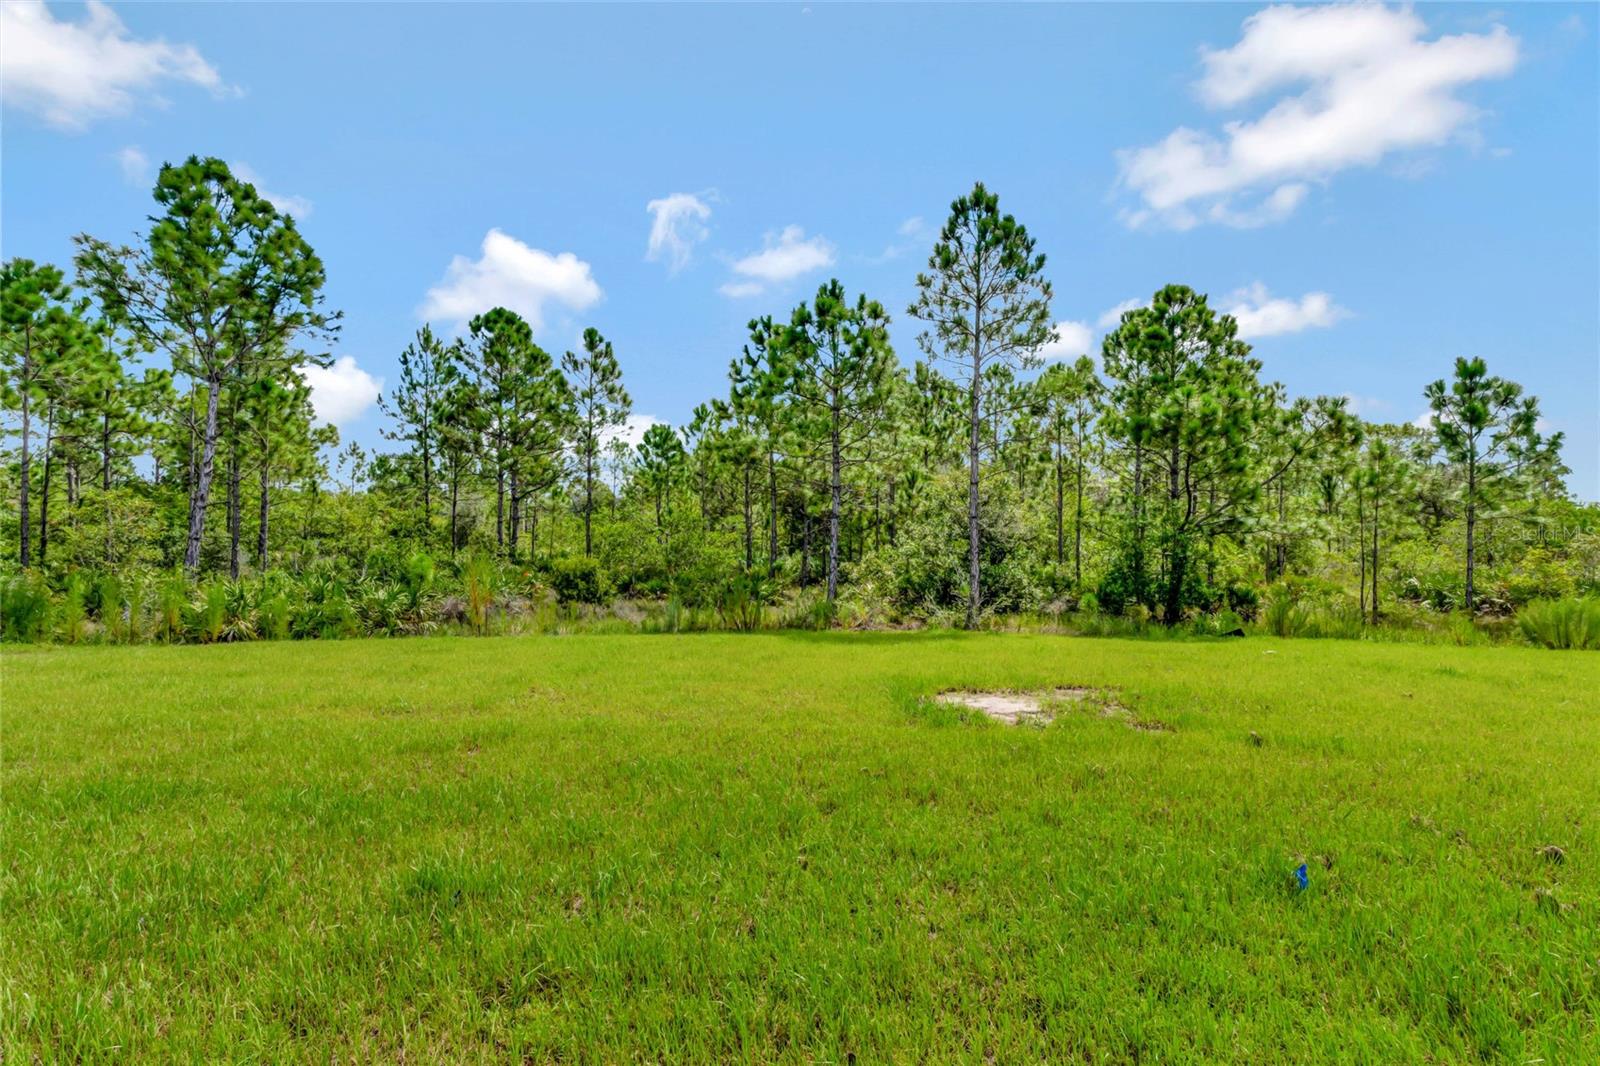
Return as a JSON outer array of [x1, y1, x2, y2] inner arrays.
[[420, 228, 602, 332], [1224, 282, 1349, 339], [1117, 5, 1518, 229], [231, 161, 313, 219], [0, 0, 225, 129], [897, 216, 925, 237], [115, 145, 149, 186], [720, 225, 834, 297], [646, 192, 713, 272], [1412, 410, 1436, 430], [603, 414, 661, 451], [1039, 320, 1095, 361], [302, 356, 381, 427], [1097, 298, 1145, 329]]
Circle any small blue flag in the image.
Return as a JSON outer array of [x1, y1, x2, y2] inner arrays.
[[1295, 863, 1309, 891]]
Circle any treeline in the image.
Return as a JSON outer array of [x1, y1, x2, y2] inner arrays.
[[3, 160, 1597, 643]]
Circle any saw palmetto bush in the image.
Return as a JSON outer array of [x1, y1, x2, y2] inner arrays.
[[1517, 597, 1600, 649]]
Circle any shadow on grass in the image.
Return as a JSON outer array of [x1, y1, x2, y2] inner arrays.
[[765, 628, 992, 646]]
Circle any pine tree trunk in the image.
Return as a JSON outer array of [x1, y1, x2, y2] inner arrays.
[[828, 402, 842, 603], [227, 436, 242, 579], [742, 466, 753, 571], [38, 407, 55, 564], [257, 459, 271, 570], [102, 410, 115, 564], [18, 355, 31, 567], [800, 505, 811, 589], [1358, 495, 1368, 620], [1132, 443, 1145, 606], [449, 459, 459, 559], [966, 345, 982, 629], [1274, 481, 1287, 581], [1074, 423, 1086, 589], [1054, 428, 1064, 566], [495, 462, 505, 549], [583, 447, 594, 557], [767, 450, 779, 576], [184, 375, 223, 572], [422, 440, 432, 530], [509, 470, 521, 560], [1464, 455, 1477, 611], [1370, 494, 1380, 625], [1163, 543, 1186, 628]]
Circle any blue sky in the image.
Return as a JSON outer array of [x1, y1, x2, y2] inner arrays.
[[4, 2, 1596, 498]]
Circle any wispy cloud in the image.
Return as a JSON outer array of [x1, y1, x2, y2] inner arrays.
[[115, 145, 149, 186], [1097, 298, 1144, 329], [865, 215, 930, 264], [646, 192, 714, 273]]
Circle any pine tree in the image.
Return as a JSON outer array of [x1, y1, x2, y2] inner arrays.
[[1425, 357, 1540, 611], [379, 325, 457, 536], [75, 157, 337, 572], [563, 328, 630, 557], [908, 182, 1053, 627], [782, 279, 895, 602]]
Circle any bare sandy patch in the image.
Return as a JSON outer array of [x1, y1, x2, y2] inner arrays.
[[934, 687, 1094, 725], [934, 687, 1174, 732]]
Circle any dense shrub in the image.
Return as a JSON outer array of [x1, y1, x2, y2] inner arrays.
[[1, 576, 53, 642], [1517, 598, 1600, 650], [549, 555, 607, 605], [716, 571, 774, 632]]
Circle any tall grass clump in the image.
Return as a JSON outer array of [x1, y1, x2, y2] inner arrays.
[[58, 575, 89, 644], [1262, 589, 1309, 638], [1517, 597, 1600, 649], [1, 575, 54, 642], [462, 552, 499, 633], [157, 569, 188, 642], [716, 571, 773, 632]]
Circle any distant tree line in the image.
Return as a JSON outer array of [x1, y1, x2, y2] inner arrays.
[[3, 159, 1593, 633]]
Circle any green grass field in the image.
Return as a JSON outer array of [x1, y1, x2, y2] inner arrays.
[[3, 633, 1596, 1062]]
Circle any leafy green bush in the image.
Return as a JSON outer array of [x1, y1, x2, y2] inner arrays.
[[1225, 584, 1260, 621], [291, 569, 357, 640], [1517, 597, 1600, 650], [549, 555, 607, 605], [401, 551, 437, 614], [356, 582, 408, 637], [1498, 549, 1578, 607]]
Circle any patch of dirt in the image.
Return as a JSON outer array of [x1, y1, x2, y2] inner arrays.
[[934, 687, 1176, 733], [934, 687, 1094, 725]]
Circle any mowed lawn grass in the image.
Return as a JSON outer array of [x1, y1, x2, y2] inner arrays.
[[2, 634, 1597, 1063]]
